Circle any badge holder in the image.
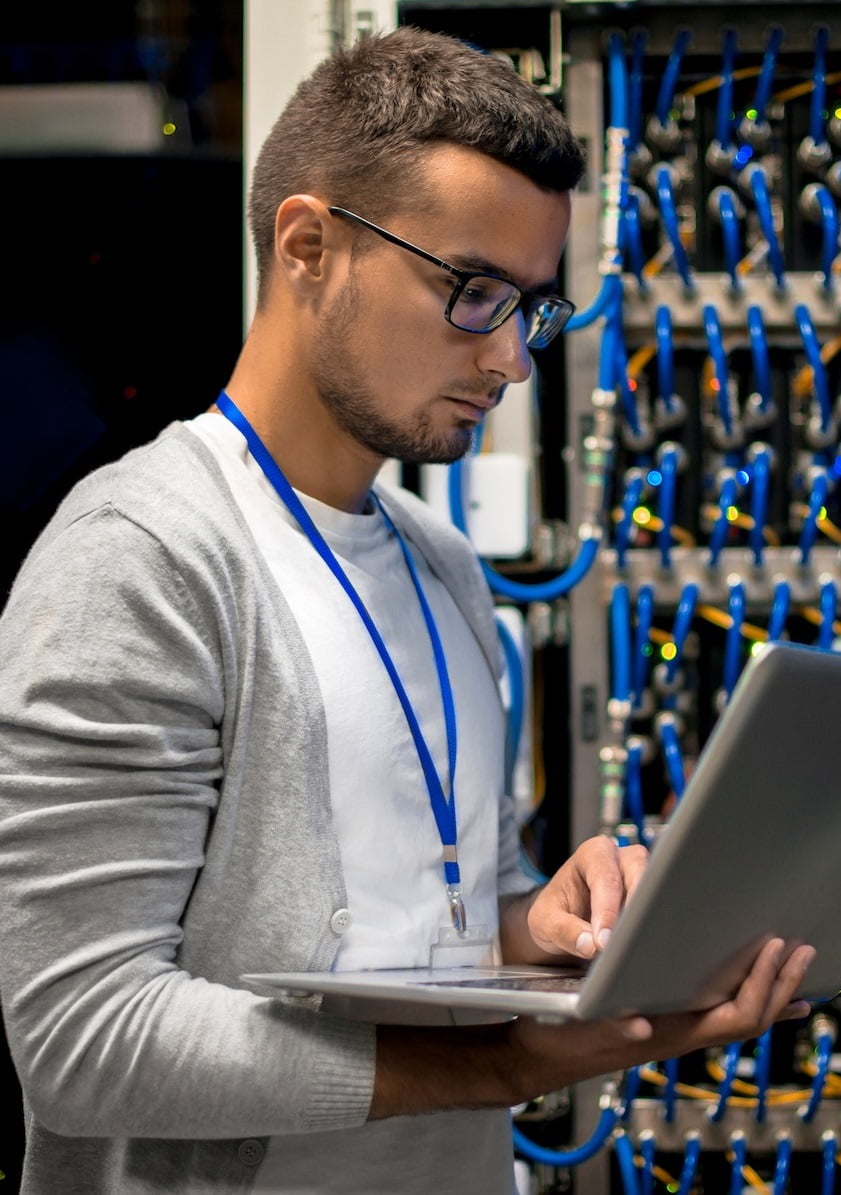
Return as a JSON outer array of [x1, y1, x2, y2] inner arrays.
[[429, 924, 494, 968]]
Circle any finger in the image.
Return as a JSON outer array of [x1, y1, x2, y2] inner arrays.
[[617, 1015, 653, 1042], [765, 944, 816, 1020], [585, 840, 648, 944], [530, 910, 600, 959], [616, 842, 649, 901], [727, 940, 815, 1033]]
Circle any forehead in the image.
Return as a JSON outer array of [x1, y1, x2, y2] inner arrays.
[[397, 144, 571, 287]]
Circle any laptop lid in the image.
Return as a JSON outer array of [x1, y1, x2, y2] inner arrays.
[[242, 640, 841, 1025]]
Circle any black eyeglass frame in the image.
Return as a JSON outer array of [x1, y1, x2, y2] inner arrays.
[[327, 206, 575, 349]]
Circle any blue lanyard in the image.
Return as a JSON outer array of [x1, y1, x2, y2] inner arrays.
[[215, 391, 467, 932]]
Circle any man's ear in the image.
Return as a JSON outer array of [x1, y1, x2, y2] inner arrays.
[[273, 195, 338, 292]]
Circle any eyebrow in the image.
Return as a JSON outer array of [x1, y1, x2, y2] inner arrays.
[[445, 252, 560, 297]]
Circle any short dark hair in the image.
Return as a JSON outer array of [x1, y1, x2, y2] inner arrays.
[[247, 25, 586, 302]]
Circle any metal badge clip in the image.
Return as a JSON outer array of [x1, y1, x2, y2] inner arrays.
[[447, 885, 467, 935]]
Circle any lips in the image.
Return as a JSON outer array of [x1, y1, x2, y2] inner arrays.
[[445, 397, 492, 422], [446, 393, 498, 412]]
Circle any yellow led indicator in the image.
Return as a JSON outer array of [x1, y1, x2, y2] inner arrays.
[[819, 506, 828, 521], [726, 505, 739, 522], [834, 107, 841, 121], [633, 506, 652, 526], [661, 642, 678, 662], [163, 122, 177, 136], [746, 108, 758, 121]]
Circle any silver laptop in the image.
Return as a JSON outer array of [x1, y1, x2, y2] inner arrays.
[[242, 640, 841, 1025]]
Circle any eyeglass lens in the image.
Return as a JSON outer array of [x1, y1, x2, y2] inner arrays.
[[450, 280, 571, 348]]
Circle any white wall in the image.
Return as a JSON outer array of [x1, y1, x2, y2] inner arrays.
[[243, 0, 396, 323]]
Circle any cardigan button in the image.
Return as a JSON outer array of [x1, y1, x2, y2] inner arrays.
[[330, 907, 352, 935], [238, 1139, 265, 1167]]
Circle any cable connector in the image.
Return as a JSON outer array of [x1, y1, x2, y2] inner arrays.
[[798, 134, 833, 171], [599, 124, 630, 274]]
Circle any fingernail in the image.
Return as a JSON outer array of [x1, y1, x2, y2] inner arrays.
[[597, 928, 612, 950], [786, 1000, 812, 1020], [800, 946, 817, 972], [575, 931, 596, 958], [620, 1017, 651, 1041]]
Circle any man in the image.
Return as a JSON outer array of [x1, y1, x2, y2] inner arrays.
[[0, 25, 813, 1195]]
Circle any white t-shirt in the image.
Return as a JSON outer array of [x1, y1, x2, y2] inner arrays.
[[186, 413, 519, 1194]]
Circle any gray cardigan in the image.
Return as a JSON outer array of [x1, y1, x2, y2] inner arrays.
[[0, 424, 532, 1192]]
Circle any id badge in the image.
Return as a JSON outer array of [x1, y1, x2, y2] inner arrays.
[[429, 924, 494, 968]]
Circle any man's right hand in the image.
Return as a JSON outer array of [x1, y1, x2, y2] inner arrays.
[[369, 938, 815, 1120]]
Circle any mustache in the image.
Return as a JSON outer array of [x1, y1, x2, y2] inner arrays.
[[445, 378, 505, 405]]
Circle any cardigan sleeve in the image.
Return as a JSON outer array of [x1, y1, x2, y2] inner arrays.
[[0, 503, 375, 1139]]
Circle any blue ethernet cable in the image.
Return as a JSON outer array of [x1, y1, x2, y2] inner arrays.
[[747, 305, 772, 417], [613, 1130, 641, 1195], [711, 1040, 743, 1122], [625, 740, 648, 848], [818, 579, 837, 652], [822, 1130, 837, 1195], [729, 1133, 748, 1195], [567, 33, 628, 331], [812, 185, 839, 293], [716, 188, 743, 293], [751, 26, 785, 127], [748, 445, 771, 567], [663, 1056, 679, 1122], [446, 460, 601, 602], [754, 1027, 772, 1123], [773, 1135, 792, 1195], [632, 583, 655, 706], [767, 579, 790, 642], [599, 297, 623, 394], [623, 189, 648, 291], [656, 443, 679, 570], [655, 306, 676, 418], [703, 304, 734, 440], [628, 29, 648, 154], [615, 470, 645, 569], [708, 474, 738, 568], [621, 1065, 643, 1116], [567, 273, 624, 332], [715, 29, 739, 151], [611, 582, 633, 707], [666, 582, 698, 688], [495, 615, 525, 794], [750, 169, 786, 290], [804, 1026, 834, 1123], [658, 715, 686, 800], [723, 579, 745, 702], [639, 1132, 656, 1195], [615, 326, 644, 442], [810, 26, 830, 149], [608, 29, 629, 132], [799, 470, 829, 566], [511, 1105, 619, 1168], [448, 281, 620, 601], [655, 165, 694, 290], [677, 1134, 701, 1195], [654, 28, 692, 129]]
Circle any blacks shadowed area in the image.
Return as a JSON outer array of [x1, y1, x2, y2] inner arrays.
[[1, 5, 243, 1187]]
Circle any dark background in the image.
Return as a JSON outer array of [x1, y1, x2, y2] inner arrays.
[[1, 4, 244, 1187], [1, 5, 577, 1188]]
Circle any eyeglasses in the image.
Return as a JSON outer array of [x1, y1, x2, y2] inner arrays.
[[328, 207, 575, 350]]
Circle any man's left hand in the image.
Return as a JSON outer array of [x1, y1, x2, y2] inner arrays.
[[525, 835, 648, 960]]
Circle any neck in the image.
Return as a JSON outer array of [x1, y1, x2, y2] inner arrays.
[[220, 327, 384, 515]]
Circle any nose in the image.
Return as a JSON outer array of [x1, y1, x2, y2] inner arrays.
[[474, 310, 532, 384]]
